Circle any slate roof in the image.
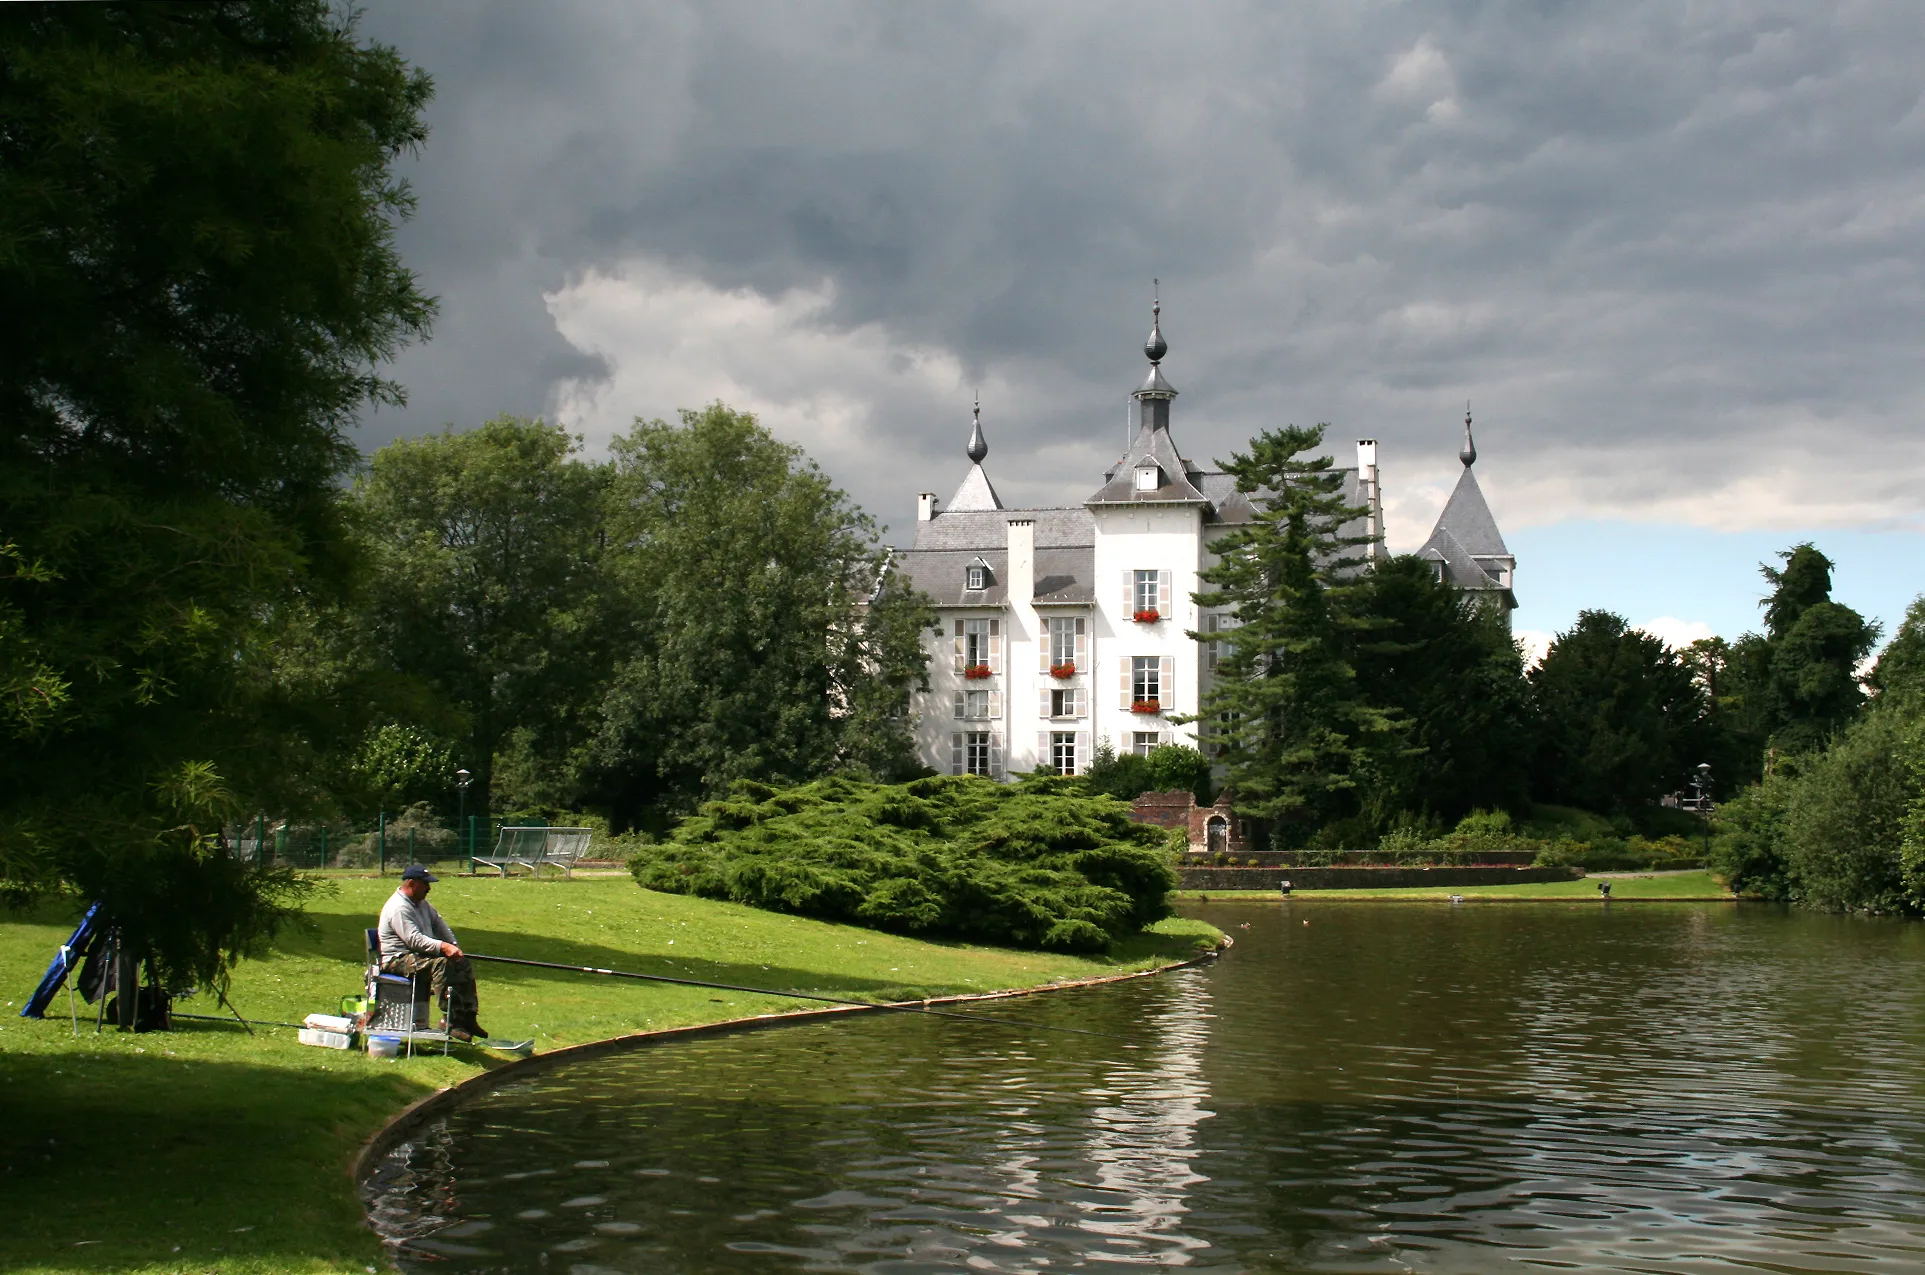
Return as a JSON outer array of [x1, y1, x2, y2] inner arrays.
[[1423, 464, 1509, 558], [1417, 457, 1515, 606], [946, 462, 1003, 512], [1087, 419, 1210, 505], [898, 508, 1097, 607]]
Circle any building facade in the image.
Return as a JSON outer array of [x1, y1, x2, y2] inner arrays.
[[894, 305, 1509, 780]]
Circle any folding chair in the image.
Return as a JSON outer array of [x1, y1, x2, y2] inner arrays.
[[364, 929, 449, 1056]]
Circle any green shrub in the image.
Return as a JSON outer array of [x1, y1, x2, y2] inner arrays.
[[1782, 709, 1916, 914], [626, 774, 1178, 952], [1531, 833, 1700, 872], [1709, 776, 1796, 899]]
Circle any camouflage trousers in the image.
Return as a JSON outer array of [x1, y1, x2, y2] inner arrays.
[[382, 952, 480, 1026]]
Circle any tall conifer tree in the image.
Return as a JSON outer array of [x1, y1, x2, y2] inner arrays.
[[1191, 424, 1394, 846]]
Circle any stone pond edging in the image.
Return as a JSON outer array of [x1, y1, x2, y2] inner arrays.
[[349, 939, 1230, 1192]]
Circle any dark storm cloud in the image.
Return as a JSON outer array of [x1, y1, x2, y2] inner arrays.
[[354, 1, 1925, 539]]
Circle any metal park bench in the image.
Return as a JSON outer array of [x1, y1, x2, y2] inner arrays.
[[473, 826, 594, 878]]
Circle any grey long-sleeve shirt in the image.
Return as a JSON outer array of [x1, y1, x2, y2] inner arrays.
[[378, 889, 458, 966]]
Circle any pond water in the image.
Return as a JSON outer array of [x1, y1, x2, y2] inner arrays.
[[362, 902, 1925, 1273]]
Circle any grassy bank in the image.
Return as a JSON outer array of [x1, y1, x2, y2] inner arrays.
[[0, 876, 1219, 1275], [1175, 869, 1732, 902]]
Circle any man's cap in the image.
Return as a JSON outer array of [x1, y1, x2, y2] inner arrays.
[[400, 865, 438, 883]]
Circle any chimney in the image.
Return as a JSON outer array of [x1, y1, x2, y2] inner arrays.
[[1006, 518, 1035, 607], [1356, 439, 1385, 560], [918, 492, 938, 522]]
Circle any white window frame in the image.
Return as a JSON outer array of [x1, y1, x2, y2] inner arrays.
[[1133, 570, 1159, 614], [965, 731, 993, 776], [1048, 687, 1084, 719], [1132, 656, 1161, 705], [965, 563, 987, 590], [1132, 731, 1161, 756], [1051, 731, 1078, 775], [1134, 465, 1160, 492], [1048, 616, 1083, 668]]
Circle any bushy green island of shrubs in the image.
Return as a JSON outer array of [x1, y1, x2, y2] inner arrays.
[[626, 774, 1179, 952]]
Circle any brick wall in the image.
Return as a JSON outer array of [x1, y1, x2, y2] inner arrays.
[[1176, 865, 1584, 891]]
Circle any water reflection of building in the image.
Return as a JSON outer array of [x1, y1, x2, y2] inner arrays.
[[896, 304, 1517, 781], [1072, 971, 1216, 1264]]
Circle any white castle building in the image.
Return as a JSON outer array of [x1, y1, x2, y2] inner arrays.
[[895, 304, 1513, 780]]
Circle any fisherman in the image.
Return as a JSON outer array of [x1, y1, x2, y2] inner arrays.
[[378, 865, 488, 1042]]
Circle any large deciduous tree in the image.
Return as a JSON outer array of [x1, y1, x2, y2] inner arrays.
[[0, 2, 432, 989], [582, 405, 934, 829], [356, 417, 608, 823], [1191, 424, 1395, 846]]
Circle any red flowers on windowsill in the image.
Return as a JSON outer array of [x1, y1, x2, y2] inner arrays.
[[1133, 609, 1161, 623], [1130, 699, 1161, 714], [1049, 662, 1076, 679], [962, 664, 993, 680]]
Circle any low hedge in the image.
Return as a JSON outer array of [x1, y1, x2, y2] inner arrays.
[[627, 774, 1179, 952]]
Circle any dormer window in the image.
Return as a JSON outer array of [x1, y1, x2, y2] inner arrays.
[[1134, 465, 1161, 492], [965, 561, 990, 591]]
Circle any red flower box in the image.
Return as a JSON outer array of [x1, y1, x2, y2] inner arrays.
[[1133, 609, 1161, 623], [962, 664, 992, 680], [1130, 699, 1161, 714], [1050, 662, 1076, 679]]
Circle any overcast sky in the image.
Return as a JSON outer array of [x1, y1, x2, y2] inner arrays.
[[354, 1, 1925, 654]]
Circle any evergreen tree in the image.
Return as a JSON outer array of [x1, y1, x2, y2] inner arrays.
[[1751, 544, 1878, 755], [1349, 555, 1533, 821], [1192, 424, 1394, 845], [0, 2, 432, 988], [1529, 611, 1710, 811]]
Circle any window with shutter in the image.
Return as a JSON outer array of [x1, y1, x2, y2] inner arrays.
[[1132, 656, 1161, 706], [1158, 569, 1172, 615], [987, 689, 1002, 719], [1050, 731, 1078, 775], [1161, 655, 1175, 708], [950, 733, 964, 776], [1133, 569, 1159, 615], [953, 619, 966, 672], [989, 731, 1003, 777], [1075, 730, 1089, 773], [1074, 618, 1088, 667], [953, 691, 966, 719], [1037, 731, 1051, 771], [988, 618, 1002, 673], [1122, 570, 1135, 614], [1119, 660, 1133, 710], [1039, 688, 1053, 719]]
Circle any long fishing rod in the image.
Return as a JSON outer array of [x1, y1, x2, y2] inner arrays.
[[466, 952, 1136, 1043]]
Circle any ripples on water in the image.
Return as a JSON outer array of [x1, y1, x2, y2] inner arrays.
[[362, 903, 1925, 1273]]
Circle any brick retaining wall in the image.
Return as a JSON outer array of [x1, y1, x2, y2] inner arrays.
[[1177, 865, 1584, 891], [1184, 850, 1542, 868]]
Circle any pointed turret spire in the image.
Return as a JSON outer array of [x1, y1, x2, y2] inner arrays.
[[1145, 279, 1167, 364], [1459, 402, 1477, 467], [1133, 282, 1176, 415], [966, 394, 988, 463]]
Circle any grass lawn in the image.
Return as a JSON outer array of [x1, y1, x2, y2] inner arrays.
[[1175, 869, 1733, 902], [0, 875, 1219, 1275]]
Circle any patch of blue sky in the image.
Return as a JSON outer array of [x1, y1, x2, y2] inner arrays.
[[1508, 522, 1925, 654]]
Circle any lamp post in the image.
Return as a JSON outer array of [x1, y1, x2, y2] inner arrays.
[[1692, 762, 1713, 860], [455, 768, 473, 864]]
